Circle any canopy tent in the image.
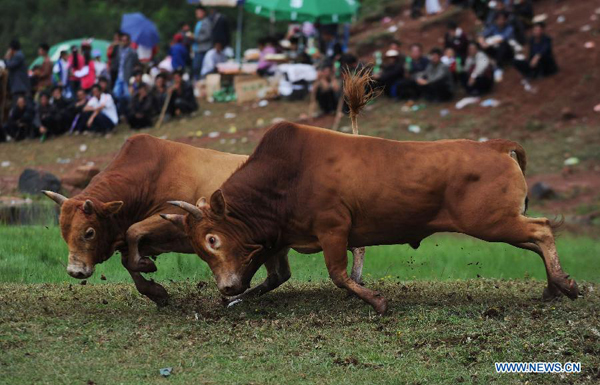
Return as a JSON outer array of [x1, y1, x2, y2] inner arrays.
[[187, 0, 245, 62], [244, 0, 360, 23], [29, 39, 110, 69], [120, 13, 160, 47]]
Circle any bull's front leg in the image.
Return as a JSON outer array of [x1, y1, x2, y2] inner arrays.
[[223, 248, 292, 305], [125, 214, 190, 273], [320, 228, 388, 315], [120, 252, 169, 306]]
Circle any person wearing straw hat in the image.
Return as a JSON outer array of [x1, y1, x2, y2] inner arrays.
[[374, 49, 405, 98]]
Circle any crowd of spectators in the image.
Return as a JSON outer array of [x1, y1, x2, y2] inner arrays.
[[0, 1, 559, 142], [0, 5, 230, 142], [369, 0, 557, 109]]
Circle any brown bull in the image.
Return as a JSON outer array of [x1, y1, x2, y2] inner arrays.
[[163, 84, 578, 315], [43, 134, 252, 305]]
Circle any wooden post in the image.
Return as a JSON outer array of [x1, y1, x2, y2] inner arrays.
[[154, 89, 173, 129]]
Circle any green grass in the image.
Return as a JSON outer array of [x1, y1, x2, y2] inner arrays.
[[1, 225, 598, 384], [1, 280, 598, 384], [1, 226, 599, 285]]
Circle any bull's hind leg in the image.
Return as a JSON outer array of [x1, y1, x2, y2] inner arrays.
[[468, 216, 578, 301], [510, 242, 562, 300], [320, 231, 387, 314], [350, 247, 366, 284], [521, 217, 578, 300]]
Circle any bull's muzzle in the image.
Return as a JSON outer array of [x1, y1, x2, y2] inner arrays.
[[67, 261, 94, 279], [217, 275, 245, 296]]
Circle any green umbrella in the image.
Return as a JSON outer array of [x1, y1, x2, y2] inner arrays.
[[29, 38, 111, 69], [245, 0, 360, 23]]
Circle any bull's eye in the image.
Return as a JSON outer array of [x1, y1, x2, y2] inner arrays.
[[205, 234, 220, 250], [84, 227, 95, 240]]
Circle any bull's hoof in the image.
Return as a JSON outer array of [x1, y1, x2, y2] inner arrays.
[[152, 295, 169, 307], [556, 278, 579, 300], [132, 257, 158, 273], [542, 285, 562, 301], [371, 294, 388, 315], [147, 285, 169, 307]]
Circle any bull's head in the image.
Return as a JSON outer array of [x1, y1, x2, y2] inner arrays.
[[43, 191, 123, 279], [161, 190, 264, 296]]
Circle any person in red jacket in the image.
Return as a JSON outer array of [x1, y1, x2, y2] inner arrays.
[[74, 41, 96, 91], [68, 45, 84, 93]]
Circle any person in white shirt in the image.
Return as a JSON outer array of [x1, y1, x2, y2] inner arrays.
[[200, 42, 228, 79], [53, 50, 71, 97], [83, 84, 118, 133], [92, 49, 108, 80]]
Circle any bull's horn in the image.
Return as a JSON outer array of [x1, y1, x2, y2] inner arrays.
[[168, 201, 203, 220], [42, 190, 67, 206]]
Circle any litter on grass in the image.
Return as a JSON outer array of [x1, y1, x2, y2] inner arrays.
[[480, 99, 500, 108], [408, 125, 421, 134]]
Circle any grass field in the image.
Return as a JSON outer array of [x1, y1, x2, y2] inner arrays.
[[1, 280, 599, 384], [1, 225, 599, 285], [1, 228, 599, 384]]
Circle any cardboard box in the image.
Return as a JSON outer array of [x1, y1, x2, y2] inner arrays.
[[234, 75, 278, 104]]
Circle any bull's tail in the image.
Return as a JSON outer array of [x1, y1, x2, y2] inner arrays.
[[485, 139, 527, 175], [342, 67, 382, 135]]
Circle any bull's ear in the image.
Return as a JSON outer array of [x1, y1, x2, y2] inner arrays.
[[160, 213, 186, 231], [83, 200, 94, 214], [196, 197, 208, 208], [42, 190, 68, 206], [210, 190, 227, 218], [104, 201, 124, 216]]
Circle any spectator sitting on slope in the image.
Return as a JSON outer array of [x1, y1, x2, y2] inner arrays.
[[461, 42, 493, 96], [128, 83, 156, 130], [373, 49, 405, 98], [415, 47, 454, 102], [167, 70, 197, 117], [1, 95, 36, 141], [80, 84, 118, 134], [479, 11, 515, 69], [201, 41, 228, 79], [514, 22, 558, 80]]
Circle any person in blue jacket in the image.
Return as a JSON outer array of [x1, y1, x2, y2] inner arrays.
[[169, 33, 189, 72]]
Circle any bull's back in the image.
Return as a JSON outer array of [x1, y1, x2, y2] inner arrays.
[[85, 134, 247, 214], [292, 127, 526, 244]]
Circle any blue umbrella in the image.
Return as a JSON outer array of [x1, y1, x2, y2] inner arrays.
[[120, 13, 160, 47]]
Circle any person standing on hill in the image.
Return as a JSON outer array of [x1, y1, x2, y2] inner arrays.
[[52, 50, 71, 97], [209, 8, 231, 48], [169, 34, 189, 72], [74, 42, 96, 92], [68, 45, 85, 94], [107, 31, 121, 86], [4, 39, 31, 98], [191, 5, 213, 81], [37, 43, 53, 95], [112, 33, 139, 119]]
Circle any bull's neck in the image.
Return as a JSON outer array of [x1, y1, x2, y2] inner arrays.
[[77, 171, 155, 231], [221, 163, 293, 248]]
